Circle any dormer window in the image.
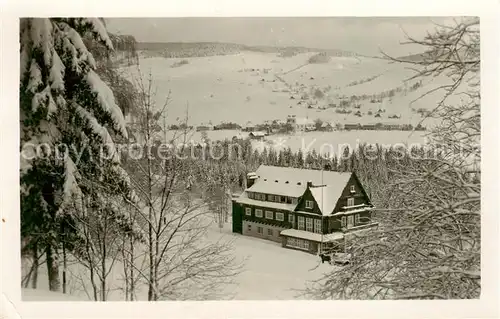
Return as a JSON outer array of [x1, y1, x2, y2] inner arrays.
[[350, 185, 355, 193]]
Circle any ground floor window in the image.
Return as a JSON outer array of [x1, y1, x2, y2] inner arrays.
[[257, 226, 263, 234], [314, 219, 322, 233], [267, 228, 273, 236], [286, 237, 310, 250], [306, 218, 313, 232], [298, 216, 305, 230]]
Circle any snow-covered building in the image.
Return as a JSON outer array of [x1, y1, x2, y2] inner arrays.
[[249, 131, 267, 140], [242, 121, 256, 132], [286, 115, 315, 131], [320, 121, 337, 132], [232, 165, 378, 254], [196, 123, 214, 131]]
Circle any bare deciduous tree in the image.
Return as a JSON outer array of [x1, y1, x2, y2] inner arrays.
[[304, 17, 480, 300], [123, 70, 242, 300]]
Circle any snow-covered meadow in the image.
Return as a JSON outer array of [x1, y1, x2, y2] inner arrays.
[[122, 52, 449, 129], [22, 220, 332, 301]]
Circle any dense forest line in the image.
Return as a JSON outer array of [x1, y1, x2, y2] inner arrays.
[[137, 41, 358, 59]]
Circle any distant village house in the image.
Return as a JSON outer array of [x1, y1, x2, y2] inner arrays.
[[249, 131, 267, 140]]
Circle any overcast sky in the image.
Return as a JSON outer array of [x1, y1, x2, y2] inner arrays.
[[106, 17, 457, 56]]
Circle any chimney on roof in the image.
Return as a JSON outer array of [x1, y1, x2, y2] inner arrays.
[[306, 181, 313, 188], [246, 172, 258, 189]]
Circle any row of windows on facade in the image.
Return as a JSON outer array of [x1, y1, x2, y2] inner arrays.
[[247, 192, 298, 204], [245, 207, 361, 230], [286, 237, 310, 250], [248, 191, 356, 209], [245, 207, 322, 233]]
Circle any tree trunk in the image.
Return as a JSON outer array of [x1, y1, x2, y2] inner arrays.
[[101, 217, 107, 301], [148, 204, 154, 301], [62, 241, 67, 294], [46, 244, 60, 291], [31, 241, 38, 289], [129, 235, 135, 301]]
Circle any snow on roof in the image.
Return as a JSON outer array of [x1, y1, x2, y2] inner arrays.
[[249, 131, 267, 137], [280, 229, 344, 242], [333, 206, 373, 216], [250, 165, 352, 215], [309, 185, 346, 216], [255, 165, 351, 187], [247, 180, 305, 197], [235, 194, 297, 211]]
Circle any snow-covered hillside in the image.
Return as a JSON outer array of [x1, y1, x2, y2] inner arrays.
[[21, 221, 332, 301], [122, 51, 449, 128]]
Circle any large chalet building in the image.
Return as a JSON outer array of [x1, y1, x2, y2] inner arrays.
[[232, 165, 378, 254]]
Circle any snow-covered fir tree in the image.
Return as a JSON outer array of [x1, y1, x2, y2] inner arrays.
[[20, 18, 138, 292]]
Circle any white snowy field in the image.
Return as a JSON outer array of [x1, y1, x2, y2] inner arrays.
[[159, 129, 429, 157], [121, 52, 449, 128], [21, 220, 333, 301]]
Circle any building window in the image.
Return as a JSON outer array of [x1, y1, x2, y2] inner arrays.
[[257, 226, 263, 234], [255, 209, 263, 218], [350, 185, 355, 193], [276, 212, 284, 221], [303, 240, 310, 250], [355, 214, 360, 225], [267, 194, 274, 201], [247, 192, 253, 199], [286, 197, 293, 204], [291, 198, 298, 205], [314, 219, 322, 233], [305, 200, 314, 209], [267, 228, 273, 236], [288, 213, 295, 224], [347, 198, 354, 207], [298, 216, 305, 230], [341, 216, 346, 227], [280, 196, 286, 203], [286, 237, 310, 251], [248, 224, 251, 231], [306, 218, 313, 232], [245, 207, 251, 216], [347, 215, 354, 228], [265, 210, 273, 219]]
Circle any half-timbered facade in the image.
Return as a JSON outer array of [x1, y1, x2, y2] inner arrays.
[[232, 165, 378, 254]]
